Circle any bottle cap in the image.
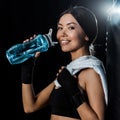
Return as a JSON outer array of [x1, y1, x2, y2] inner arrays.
[[43, 28, 58, 47]]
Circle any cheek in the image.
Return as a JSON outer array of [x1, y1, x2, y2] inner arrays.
[[71, 34, 81, 42], [70, 31, 82, 39], [77, 32, 86, 42], [73, 34, 85, 47]]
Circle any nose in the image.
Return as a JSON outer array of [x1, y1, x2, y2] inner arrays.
[[61, 28, 68, 37], [57, 27, 68, 40]]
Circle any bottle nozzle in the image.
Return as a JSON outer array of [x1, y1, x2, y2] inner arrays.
[[43, 28, 58, 47], [48, 28, 53, 37]]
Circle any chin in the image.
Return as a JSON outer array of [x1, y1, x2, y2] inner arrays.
[[61, 48, 70, 52]]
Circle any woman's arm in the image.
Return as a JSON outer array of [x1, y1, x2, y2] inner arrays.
[[22, 82, 54, 113], [77, 68, 105, 120], [57, 67, 105, 120], [21, 36, 55, 113]]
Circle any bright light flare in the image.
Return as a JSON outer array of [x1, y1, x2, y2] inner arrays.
[[107, 5, 120, 25]]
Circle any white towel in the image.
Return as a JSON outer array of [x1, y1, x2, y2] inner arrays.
[[54, 55, 108, 105]]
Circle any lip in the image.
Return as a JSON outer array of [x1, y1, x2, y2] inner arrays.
[[60, 40, 70, 46]]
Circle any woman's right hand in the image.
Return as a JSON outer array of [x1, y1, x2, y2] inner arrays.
[[23, 34, 41, 58]]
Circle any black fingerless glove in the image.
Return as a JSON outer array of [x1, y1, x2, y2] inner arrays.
[[21, 58, 35, 84], [57, 68, 85, 108]]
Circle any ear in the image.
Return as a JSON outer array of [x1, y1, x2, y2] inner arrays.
[[84, 35, 89, 41]]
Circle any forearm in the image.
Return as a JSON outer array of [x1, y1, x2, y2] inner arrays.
[[78, 106, 97, 120], [22, 82, 55, 113], [22, 84, 36, 113], [57, 68, 85, 108], [21, 58, 38, 113], [77, 103, 101, 120]]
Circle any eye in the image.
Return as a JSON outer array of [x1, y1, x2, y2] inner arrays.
[[68, 26, 75, 30], [57, 26, 63, 31]]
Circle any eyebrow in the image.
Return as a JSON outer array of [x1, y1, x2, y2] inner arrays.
[[57, 22, 78, 26]]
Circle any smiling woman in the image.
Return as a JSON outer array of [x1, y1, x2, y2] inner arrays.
[[21, 5, 108, 120], [56, 6, 98, 56]]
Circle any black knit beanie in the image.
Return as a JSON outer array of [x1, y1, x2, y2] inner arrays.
[[59, 6, 98, 44]]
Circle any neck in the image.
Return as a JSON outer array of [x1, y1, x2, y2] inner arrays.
[[70, 48, 90, 61]]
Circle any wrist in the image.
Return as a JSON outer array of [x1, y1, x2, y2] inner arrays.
[[21, 58, 35, 84], [72, 91, 85, 108]]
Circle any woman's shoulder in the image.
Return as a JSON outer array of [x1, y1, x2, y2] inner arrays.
[[78, 67, 101, 86], [78, 67, 100, 80]]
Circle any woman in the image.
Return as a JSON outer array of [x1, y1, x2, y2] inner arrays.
[[21, 6, 108, 120]]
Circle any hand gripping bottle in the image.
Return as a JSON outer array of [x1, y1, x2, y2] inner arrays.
[[6, 28, 58, 65]]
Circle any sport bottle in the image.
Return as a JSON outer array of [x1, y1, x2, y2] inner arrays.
[[6, 29, 58, 65]]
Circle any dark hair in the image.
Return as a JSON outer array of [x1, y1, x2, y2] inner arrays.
[[58, 5, 98, 45]]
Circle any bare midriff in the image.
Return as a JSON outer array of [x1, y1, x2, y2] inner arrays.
[[50, 114, 80, 120]]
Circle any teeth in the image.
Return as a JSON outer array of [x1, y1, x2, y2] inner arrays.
[[61, 40, 69, 44]]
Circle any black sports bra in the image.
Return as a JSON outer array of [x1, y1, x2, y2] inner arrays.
[[49, 86, 80, 119]]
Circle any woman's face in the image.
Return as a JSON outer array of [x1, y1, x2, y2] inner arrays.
[[56, 13, 88, 53]]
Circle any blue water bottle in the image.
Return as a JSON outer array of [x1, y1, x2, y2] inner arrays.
[[6, 28, 58, 65]]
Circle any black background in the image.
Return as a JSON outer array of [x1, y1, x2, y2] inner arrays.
[[1, 0, 120, 120]]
